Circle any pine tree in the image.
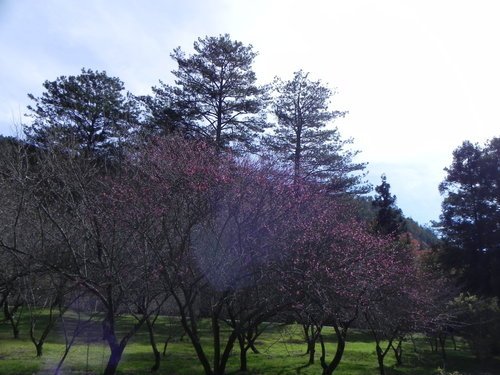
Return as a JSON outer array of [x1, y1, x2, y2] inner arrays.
[[264, 70, 368, 194], [170, 34, 268, 152], [25, 68, 138, 158]]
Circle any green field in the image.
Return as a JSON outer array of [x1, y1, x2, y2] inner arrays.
[[1, 311, 499, 375]]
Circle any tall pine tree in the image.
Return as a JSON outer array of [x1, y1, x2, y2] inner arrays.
[[170, 34, 268, 152], [264, 70, 368, 194]]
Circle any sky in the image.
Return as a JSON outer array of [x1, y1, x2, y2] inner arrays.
[[0, 0, 499, 225]]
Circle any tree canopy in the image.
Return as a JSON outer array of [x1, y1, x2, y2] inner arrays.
[[264, 70, 367, 193], [372, 174, 406, 237], [438, 137, 500, 298], [170, 34, 267, 152], [25, 68, 138, 158]]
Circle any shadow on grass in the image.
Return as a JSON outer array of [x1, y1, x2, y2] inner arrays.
[[2, 313, 500, 375]]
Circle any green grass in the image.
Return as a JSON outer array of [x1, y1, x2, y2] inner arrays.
[[1, 310, 499, 374]]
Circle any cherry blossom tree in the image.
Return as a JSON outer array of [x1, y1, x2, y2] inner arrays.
[[1, 132, 454, 375], [0, 141, 165, 375], [108, 137, 234, 375], [278, 189, 398, 375], [359, 239, 457, 375], [361, 249, 425, 375], [117, 139, 300, 375], [194, 160, 298, 373]]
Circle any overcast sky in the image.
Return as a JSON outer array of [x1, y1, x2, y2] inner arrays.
[[1, 0, 498, 225]]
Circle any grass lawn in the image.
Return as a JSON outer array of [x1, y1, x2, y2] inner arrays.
[[1, 310, 499, 374]]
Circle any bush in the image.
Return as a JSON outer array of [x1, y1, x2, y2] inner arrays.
[[451, 294, 500, 360]]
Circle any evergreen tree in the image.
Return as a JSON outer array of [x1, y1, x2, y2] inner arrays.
[[264, 70, 368, 193], [170, 34, 268, 152], [438, 137, 500, 297], [372, 174, 406, 236], [136, 83, 190, 139], [25, 68, 138, 158]]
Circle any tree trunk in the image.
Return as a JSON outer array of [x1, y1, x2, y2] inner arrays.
[[185, 329, 213, 375], [321, 334, 345, 375], [30, 317, 55, 357], [303, 324, 311, 354], [3, 299, 22, 339], [35, 343, 43, 357], [439, 334, 447, 361], [376, 345, 386, 375], [319, 321, 348, 375], [54, 311, 89, 375], [240, 348, 248, 373], [392, 339, 403, 365], [11, 322, 20, 339], [54, 349, 69, 375], [410, 335, 418, 353], [307, 338, 316, 364], [249, 341, 260, 354], [146, 317, 161, 372], [54, 335, 77, 375], [238, 335, 248, 372], [102, 313, 123, 375], [162, 336, 170, 357], [101, 309, 146, 375], [294, 111, 303, 181], [216, 96, 223, 152], [247, 326, 260, 354], [102, 345, 125, 375], [429, 337, 436, 352], [212, 315, 221, 374], [319, 334, 326, 368], [303, 323, 321, 365], [217, 330, 238, 375], [174, 292, 213, 375]]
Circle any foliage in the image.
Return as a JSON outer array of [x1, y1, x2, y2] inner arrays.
[[135, 83, 189, 138], [2, 34, 489, 375], [1, 133, 446, 375], [450, 293, 500, 360], [0, 137, 165, 375], [405, 218, 439, 248], [264, 70, 368, 194], [276, 187, 417, 375], [372, 174, 406, 236], [437, 137, 500, 298], [352, 195, 439, 248], [170, 34, 267, 152], [25, 68, 139, 158]]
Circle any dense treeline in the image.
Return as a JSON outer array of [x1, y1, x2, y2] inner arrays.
[[0, 34, 498, 375]]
